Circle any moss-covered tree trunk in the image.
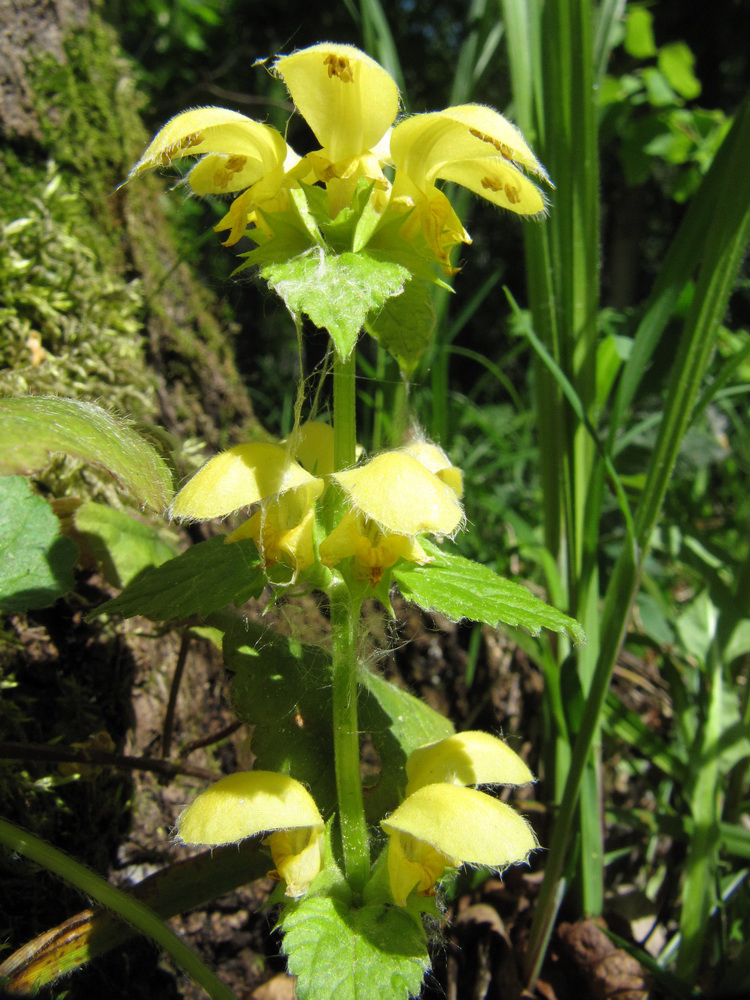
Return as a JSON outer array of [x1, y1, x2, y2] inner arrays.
[[0, 0, 257, 450]]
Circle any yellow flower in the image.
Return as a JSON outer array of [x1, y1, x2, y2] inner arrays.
[[319, 508, 432, 585], [275, 43, 399, 218], [404, 730, 534, 797], [381, 783, 537, 906], [227, 486, 318, 573], [170, 442, 322, 521], [329, 452, 464, 537], [177, 771, 325, 898], [127, 107, 292, 246], [397, 439, 463, 498], [169, 439, 324, 575], [319, 451, 464, 583], [388, 104, 551, 269], [285, 420, 336, 477], [381, 732, 536, 906]]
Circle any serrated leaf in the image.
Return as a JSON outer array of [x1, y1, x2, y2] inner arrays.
[[91, 535, 265, 620], [223, 618, 336, 814], [280, 893, 429, 1000], [72, 501, 178, 588], [0, 476, 77, 611], [261, 251, 409, 359], [0, 397, 173, 511], [358, 668, 453, 821], [367, 278, 436, 375], [393, 539, 585, 643]]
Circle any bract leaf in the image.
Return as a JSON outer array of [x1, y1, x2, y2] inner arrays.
[[0, 477, 77, 612], [261, 251, 409, 359], [0, 397, 173, 512], [91, 535, 264, 620], [279, 892, 429, 1000], [393, 538, 585, 642]]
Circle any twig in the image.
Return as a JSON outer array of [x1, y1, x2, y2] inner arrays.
[[179, 721, 243, 759], [162, 631, 190, 759], [0, 741, 217, 781]]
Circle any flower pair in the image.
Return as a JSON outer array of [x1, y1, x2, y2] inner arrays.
[[127, 42, 550, 268], [381, 730, 537, 906], [176, 731, 536, 904], [170, 423, 464, 585]]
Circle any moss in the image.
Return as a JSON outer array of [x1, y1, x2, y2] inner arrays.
[[1, 11, 259, 461], [29, 15, 147, 202]]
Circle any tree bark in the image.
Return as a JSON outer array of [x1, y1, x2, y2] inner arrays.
[[0, 0, 258, 449]]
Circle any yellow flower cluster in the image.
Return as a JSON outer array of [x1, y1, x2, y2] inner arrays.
[[170, 422, 464, 585], [128, 42, 550, 270], [177, 731, 536, 904]]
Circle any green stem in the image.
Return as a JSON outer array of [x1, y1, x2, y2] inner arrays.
[[329, 582, 370, 889], [330, 344, 369, 889], [334, 350, 357, 472]]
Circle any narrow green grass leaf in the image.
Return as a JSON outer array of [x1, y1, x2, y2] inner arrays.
[[393, 539, 585, 642], [0, 819, 239, 1000], [0, 843, 270, 993], [603, 692, 686, 781], [527, 93, 750, 984], [677, 644, 724, 978], [0, 397, 173, 512]]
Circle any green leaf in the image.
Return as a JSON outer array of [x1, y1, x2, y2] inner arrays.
[[366, 278, 436, 375], [261, 251, 409, 359], [624, 6, 656, 59], [0, 397, 173, 512], [0, 476, 77, 611], [642, 67, 679, 108], [280, 892, 429, 1000], [358, 668, 454, 821], [91, 535, 265, 620], [72, 501, 178, 588], [223, 618, 336, 815], [393, 539, 585, 643], [658, 41, 701, 101]]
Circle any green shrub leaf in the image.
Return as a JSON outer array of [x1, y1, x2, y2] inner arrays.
[[366, 277, 436, 375], [358, 668, 453, 821], [72, 501, 178, 588], [280, 892, 429, 1000], [0, 476, 77, 611], [0, 397, 173, 511], [91, 535, 264, 620], [224, 618, 336, 814], [393, 539, 585, 643]]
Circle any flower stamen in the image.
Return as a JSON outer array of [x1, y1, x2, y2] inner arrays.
[[324, 53, 354, 82]]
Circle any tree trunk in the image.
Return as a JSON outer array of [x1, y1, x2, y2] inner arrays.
[[0, 0, 258, 452]]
